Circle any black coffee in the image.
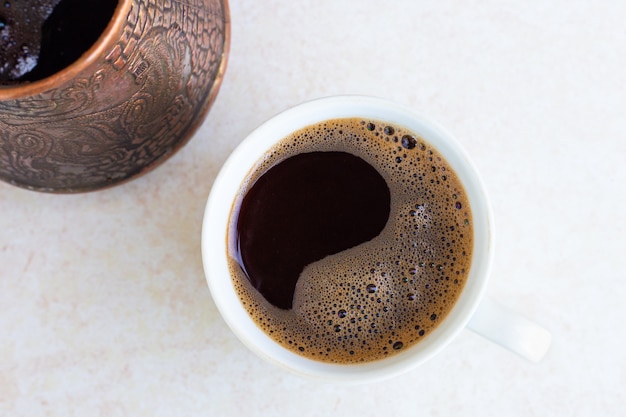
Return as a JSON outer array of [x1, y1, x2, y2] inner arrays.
[[235, 151, 391, 310], [0, 0, 117, 84], [229, 118, 473, 364]]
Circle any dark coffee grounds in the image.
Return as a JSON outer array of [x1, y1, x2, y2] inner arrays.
[[0, 0, 117, 84]]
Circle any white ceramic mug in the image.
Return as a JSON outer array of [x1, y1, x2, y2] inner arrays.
[[201, 96, 551, 383]]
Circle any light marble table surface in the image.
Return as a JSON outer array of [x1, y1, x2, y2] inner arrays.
[[1, 1, 625, 416]]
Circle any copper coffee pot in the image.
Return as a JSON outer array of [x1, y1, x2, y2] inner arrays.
[[0, 0, 229, 192]]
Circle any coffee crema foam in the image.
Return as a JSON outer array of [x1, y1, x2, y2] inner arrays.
[[227, 118, 473, 364]]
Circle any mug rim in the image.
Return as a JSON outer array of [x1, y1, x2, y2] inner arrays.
[[202, 95, 494, 383]]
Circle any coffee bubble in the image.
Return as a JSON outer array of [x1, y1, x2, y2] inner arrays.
[[384, 126, 395, 135], [402, 135, 417, 150], [228, 118, 473, 364]]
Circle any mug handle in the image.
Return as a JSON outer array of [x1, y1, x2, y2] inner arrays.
[[467, 297, 552, 362]]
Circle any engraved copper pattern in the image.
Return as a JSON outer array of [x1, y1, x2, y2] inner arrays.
[[0, 0, 229, 192]]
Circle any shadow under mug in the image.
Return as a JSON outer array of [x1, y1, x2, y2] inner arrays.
[[202, 96, 551, 383], [0, 0, 230, 193]]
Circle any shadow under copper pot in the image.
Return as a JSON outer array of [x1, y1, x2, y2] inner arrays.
[[0, 0, 230, 193]]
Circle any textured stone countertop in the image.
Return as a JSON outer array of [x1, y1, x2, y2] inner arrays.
[[1, 1, 625, 415]]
